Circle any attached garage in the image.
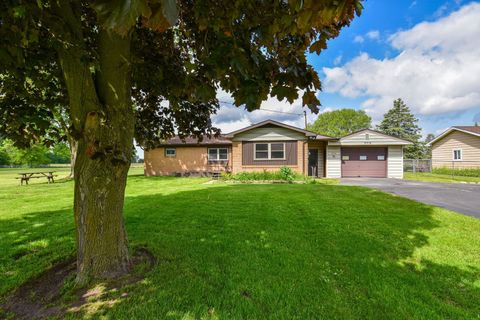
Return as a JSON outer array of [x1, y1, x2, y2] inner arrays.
[[326, 129, 412, 179], [341, 147, 387, 178]]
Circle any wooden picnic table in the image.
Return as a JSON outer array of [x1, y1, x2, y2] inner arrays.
[[17, 171, 57, 185]]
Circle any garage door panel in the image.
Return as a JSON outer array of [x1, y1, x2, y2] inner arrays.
[[341, 147, 387, 178]]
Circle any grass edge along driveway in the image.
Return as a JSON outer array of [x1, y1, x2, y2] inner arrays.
[[0, 174, 479, 319]]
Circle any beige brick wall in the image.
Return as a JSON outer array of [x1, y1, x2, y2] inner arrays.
[[432, 131, 480, 168], [144, 146, 231, 176]]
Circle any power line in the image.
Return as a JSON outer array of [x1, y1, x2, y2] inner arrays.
[[218, 100, 303, 116]]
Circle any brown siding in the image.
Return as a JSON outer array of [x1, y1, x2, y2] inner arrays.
[[432, 131, 480, 168], [144, 146, 231, 176], [242, 141, 297, 165], [231, 140, 306, 175]]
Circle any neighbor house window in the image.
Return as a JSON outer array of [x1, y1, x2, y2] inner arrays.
[[208, 148, 228, 161], [359, 155, 367, 161], [165, 148, 176, 157], [453, 149, 462, 161], [377, 155, 385, 160], [254, 143, 285, 160]]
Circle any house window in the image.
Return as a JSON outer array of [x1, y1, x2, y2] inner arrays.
[[342, 155, 350, 161], [453, 149, 462, 161], [270, 143, 285, 159], [254, 143, 285, 160], [359, 155, 367, 161], [208, 148, 228, 161], [377, 155, 385, 160], [165, 148, 176, 157]]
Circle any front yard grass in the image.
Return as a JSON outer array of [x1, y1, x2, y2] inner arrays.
[[404, 172, 480, 184], [0, 170, 479, 319]]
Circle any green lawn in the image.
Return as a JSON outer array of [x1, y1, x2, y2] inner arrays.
[[404, 172, 480, 184], [0, 169, 479, 319]]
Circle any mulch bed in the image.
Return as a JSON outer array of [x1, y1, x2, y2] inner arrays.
[[1, 247, 156, 320]]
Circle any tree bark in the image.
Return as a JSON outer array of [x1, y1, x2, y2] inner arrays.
[[66, 135, 77, 179], [55, 2, 134, 283]]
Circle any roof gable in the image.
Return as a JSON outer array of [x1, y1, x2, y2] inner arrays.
[[429, 126, 480, 145], [225, 119, 318, 138], [329, 129, 412, 146]]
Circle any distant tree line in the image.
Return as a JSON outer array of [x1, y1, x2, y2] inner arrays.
[[0, 138, 70, 166], [308, 98, 439, 159]]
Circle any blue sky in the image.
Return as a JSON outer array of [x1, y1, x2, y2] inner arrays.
[[138, 1, 480, 157], [212, 0, 480, 137]]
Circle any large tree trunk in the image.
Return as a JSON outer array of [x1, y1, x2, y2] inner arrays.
[[56, 2, 134, 283], [66, 135, 77, 179]]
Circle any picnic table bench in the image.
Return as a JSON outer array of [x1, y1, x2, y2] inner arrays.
[[16, 172, 57, 185]]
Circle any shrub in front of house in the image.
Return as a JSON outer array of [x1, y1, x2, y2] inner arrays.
[[432, 167, 480, 177], [222, 167, 302, 183]]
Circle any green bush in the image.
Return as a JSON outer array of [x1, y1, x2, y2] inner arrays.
[[279, 166, 295, 182], [432, 167, 480, 178], [222, 168, 301, 182]]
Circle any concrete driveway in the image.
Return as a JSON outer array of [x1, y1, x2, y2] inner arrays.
[[341, 178, 480, 218]]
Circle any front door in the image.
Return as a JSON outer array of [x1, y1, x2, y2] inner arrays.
[[308, 149, 319, 177]]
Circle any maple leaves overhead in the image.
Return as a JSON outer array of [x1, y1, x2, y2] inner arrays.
[[0, 0, 362, 147]]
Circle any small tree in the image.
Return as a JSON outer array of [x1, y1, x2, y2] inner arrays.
[[377, 99, 423, 159], [307, 108, 371, 137], [422, 133, 436, 159]]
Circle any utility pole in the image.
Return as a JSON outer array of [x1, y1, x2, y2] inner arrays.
[[304, 110, 307, 129]]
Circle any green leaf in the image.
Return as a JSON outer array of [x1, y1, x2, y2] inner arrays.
[[142, 0, 178, 32], [302, 91, 320, 113], [91, 0, 151, 35], [309, 40, 326, 54], [160, 0, 178, 26], [297, 10, 312, 30]]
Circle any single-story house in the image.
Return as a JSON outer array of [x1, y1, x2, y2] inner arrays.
[[429, 126, 480, 168], [144, 120, 412, 178]]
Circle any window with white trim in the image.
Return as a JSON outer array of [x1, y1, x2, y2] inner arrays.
[[254, 143, 285, 160], [165, 148, 176, 157], [453, 149, 462, 161], [359, 155, 367, 161], [208, 148, 228, 161]]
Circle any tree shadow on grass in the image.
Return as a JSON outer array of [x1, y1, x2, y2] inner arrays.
[[0, 183, 479, 319]]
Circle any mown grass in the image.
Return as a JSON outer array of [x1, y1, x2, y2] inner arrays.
[[433, 167, 480, 178], [405, 172, 480, 184], [0, 168, 479, 319]]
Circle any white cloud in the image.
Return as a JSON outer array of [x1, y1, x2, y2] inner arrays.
[[212, 90, 318, 133], [353, 35, 364, 43], [366, 30, 380, 40], [322, 3, 480, 119]]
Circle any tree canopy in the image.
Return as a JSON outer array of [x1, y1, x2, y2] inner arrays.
[[1, 0, 363, 149], [307, 108, 371, 137]]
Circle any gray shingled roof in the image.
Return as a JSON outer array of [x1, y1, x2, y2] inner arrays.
[[158, 135, 232, 146], [453, 126, 480, 134]]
